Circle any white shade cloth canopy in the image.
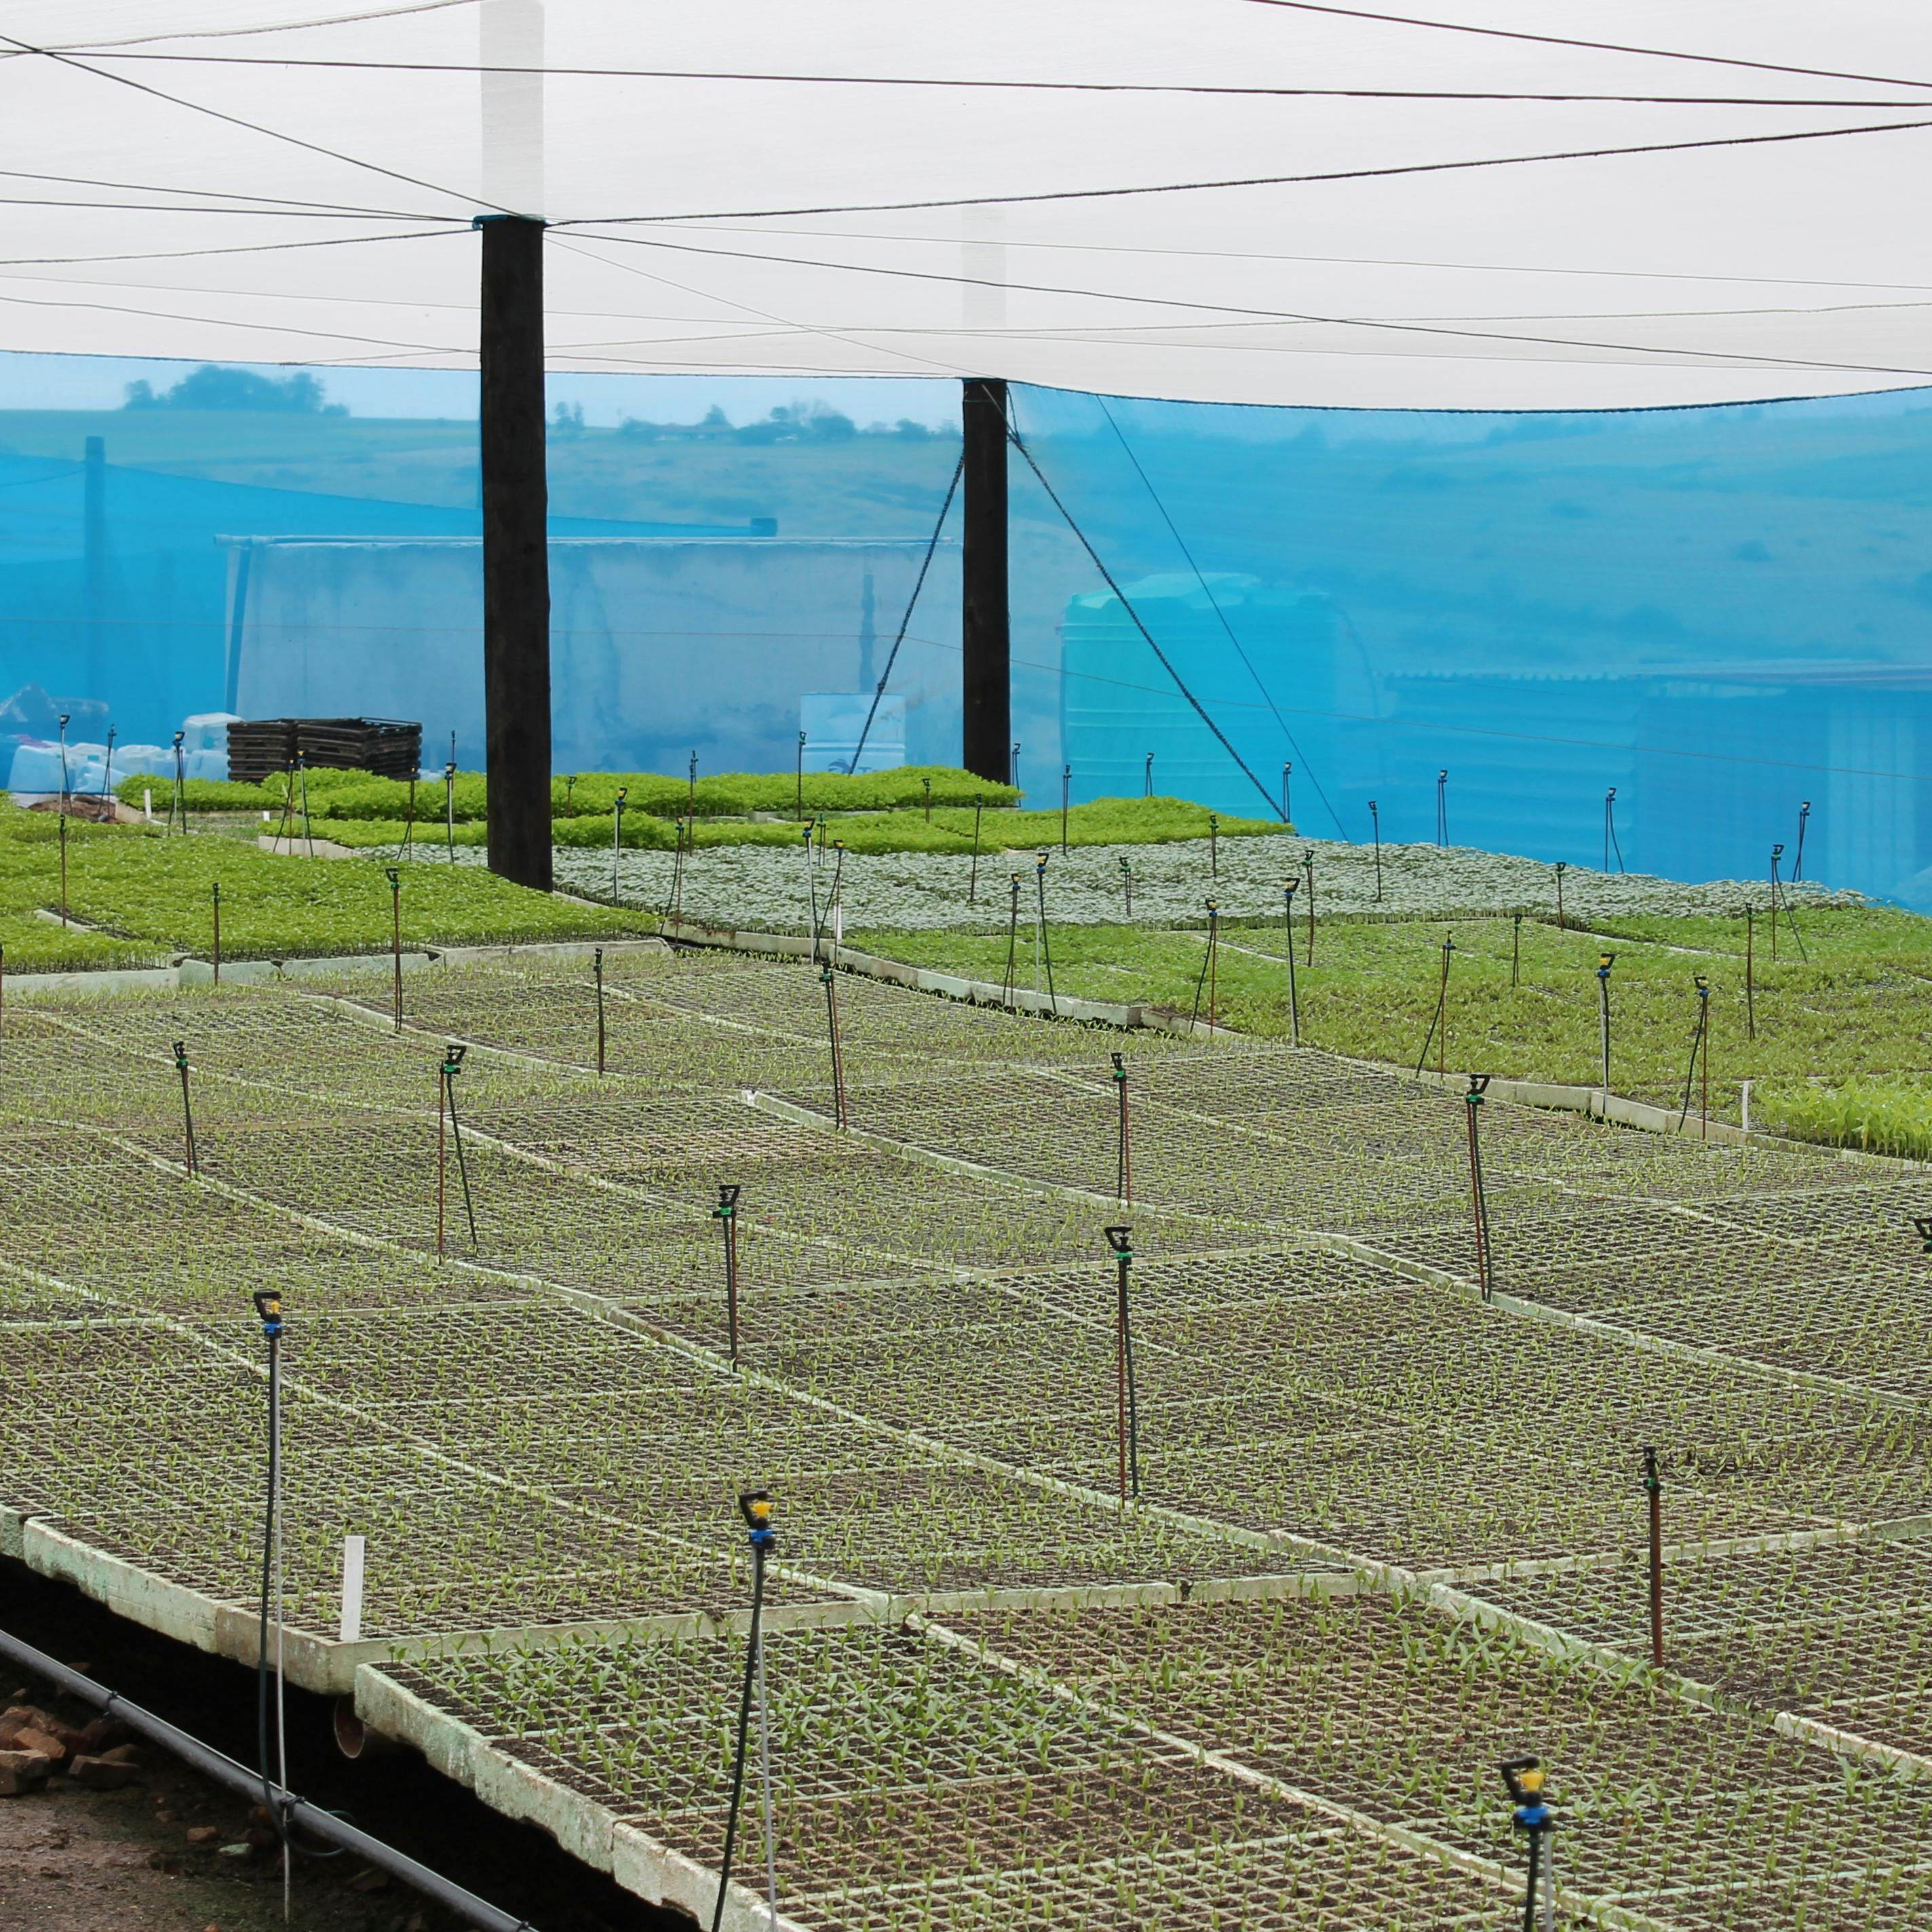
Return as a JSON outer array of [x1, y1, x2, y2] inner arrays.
[[2, 0, 1930, 408]]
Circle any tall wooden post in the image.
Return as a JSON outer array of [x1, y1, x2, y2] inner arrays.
[[961, 377, 1011, 787], [477, 214, 552, 891]]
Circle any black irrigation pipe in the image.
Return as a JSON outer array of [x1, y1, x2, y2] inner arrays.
[[0, 1625, 536, 1932], [1002, 872, 1021, 1007], [1060, 765, 1070, 856], [1302, 850, 1317, 967], [58, 805, 68, 927], [1143, 751, 1153, 799], [1281, 762, 1292, 824], [1596, 952, 1617, 1108], [1464, 1075, 1494, 1303], [687, 751, 698, 822], [1414, 935, 1452, 1083], [1643, 1446, 1665, 1671], [1107, 1224, 1140, 1503], [252, 1289, 297, 1908], [1117, 854, 1133, 920], [1110, 1051, 1131, 1208], [385, 868, 401, 1030], [710, 1494, 777, 1932], [444, 758, 458, 864], [298, 756, 314, 858], [593, 946, 606, 1075], [1677, 974, 1711, 1138], [1511, 910, 1523, 990], [1435, 769, 1449, 847], [1502, 1758, 1556, 1932], [819, 960, 848, 1129], [714, 1183, 741, 1367], [168, 729, 187, 834], [803, 824, 822, 963], [1034, 853, 1058, 1018], [1604, 786, 1625, 874], [439, 1042, 477, 1253], [1554, 861, 1567, 931], [1188, 899, 1220, 1032], [1281, 881, 1301, 1046], [1769, 843, 1808, 962], [211, 881, 222, 986], [1794, 799, 1811, 881], [967, 796, 983, 904], [401, 771, 417, 857], [1368, 798, 1382, 902], [795, 731, 806, 822], [172, 1037, 198, 1177], [1208, 812, 1218, 879]]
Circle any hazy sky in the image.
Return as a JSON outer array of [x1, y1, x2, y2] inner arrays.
[[0, 352, 959, 429]]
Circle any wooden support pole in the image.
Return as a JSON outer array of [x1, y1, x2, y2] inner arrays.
[[961, 377, 1011, 786], [478, 213, 552, 891]]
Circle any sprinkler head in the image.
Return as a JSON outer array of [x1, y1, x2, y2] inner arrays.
[[1555, 861, 1567, 877], [594, 946, 602, 970], [444, 760, 456, 780], [1606, 786, 1617, 802], [1598, 952, 1615, 980], [172, 730, 184, 750], [252, 1290, 284, 1338], [58, 714, 69, 731], [385, 868, 400, 890], [737, 1490, 776, 1549], [1117, 855, 1130, 874], [1499, 1756, 1548, 1817], [1283, 880, 1297, 903], [1104, 1223, 1133, 1258], [1205, 898, 1219, 916], [442, 1041, 467, 1076], [1772, 843, 1784, 859], [1912, 1215, 1932, 1255], [714, 1182, 740, 1219], [1643, 1444, 1661, 1492], [1035, 852, 1048, 874], [1009, 873, 1020, 894], [1110, 1051, 1125, 1081], [1466, 1073, 1490, 1104], [1693, 973, 1708, 997]]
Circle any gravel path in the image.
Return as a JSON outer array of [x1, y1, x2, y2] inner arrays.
[[374, 835, 1863, 932], [527, 835, 1863, 932]]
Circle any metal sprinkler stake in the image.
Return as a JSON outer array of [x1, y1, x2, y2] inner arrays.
[[1010, 741, 1021, 792], [1554, 861, 1567, 931], [594, 946, 606, 1075], [1106, 1224, 1140, 1502], [1465, 1074, 1494, 1301], [172, 1039, 198, 1177], [442, 758, 457, 864], [714, 1184, 742, 1366], [1189, 900, 1220, 1032], [612, 787, 627, 912], [1208, 813, 1218, 879], [1303, 850, 1316, 967], [710, 1492, 779, 1932], [925, 774, 934, 825], [1677, 974, 1710, 1138], [1281, 881, 1301, 1046], [1060, 765, 1069, 853], [1368, 800, 1381, 901], [969, 794, 984, 904], [211, 881, 222, 986], [170, 730, 187, 834], [1281, 761, 1292, 824], [1118, 854, 1133, 921], [1795, 799, 1811, 881], [1744, 903, 1756, 1037], [1511, 910, 1522, 989], [1644, 1446, 1664, 1668], [385, 869, 400, 1030], [1002, 872, 1022, 1007], [796, 730, 806, 821], [1435, 769, 1448, 847], [1769, 845, 1782, 960], [1110, 1052, 1132, 1207], [1501, 1757, 1557, 1932], [1143, 751, 1153, 798]]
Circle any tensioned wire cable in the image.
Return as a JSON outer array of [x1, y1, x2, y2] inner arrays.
[[569, 228, 1932, 381], [58, 49, 1932, 107], [566, 112, 1932, 225], [1005, 406, 1287, 824], [1235, 0, 1932, 94], [848, 448, 964, 772], [1095, 393, 1350, 838]]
